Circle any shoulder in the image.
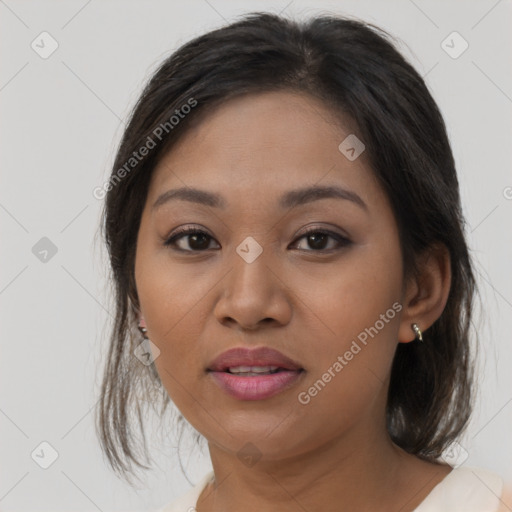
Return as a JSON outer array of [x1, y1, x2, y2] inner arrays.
[[498, 483, 512, 512], [413, 465, 505, 512], [155, 471, 215, 512], [154, 466, 508, 512]]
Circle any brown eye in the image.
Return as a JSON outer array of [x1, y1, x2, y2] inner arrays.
[[164, 228, 220, 252], [293, 229, 351, 252], [305, 232, 330, 250]]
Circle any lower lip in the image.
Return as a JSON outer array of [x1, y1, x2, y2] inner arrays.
[[209, 370, 304, 400]]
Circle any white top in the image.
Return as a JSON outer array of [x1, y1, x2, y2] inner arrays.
[[156, 466, 504, 512]]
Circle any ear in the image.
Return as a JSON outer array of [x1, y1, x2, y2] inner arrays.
[[398, 243, 451, 343], [139, 315, 147, 328]]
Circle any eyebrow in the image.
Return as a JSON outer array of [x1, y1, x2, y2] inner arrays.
[[152, 184, 367, 212]]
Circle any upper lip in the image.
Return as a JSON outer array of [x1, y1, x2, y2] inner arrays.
[[207, 346, 303, 372]]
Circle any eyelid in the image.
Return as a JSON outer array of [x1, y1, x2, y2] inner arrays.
[[293, 225, 349, 240]]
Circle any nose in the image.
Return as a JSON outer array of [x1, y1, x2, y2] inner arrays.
[[213, 249, 293, 331]]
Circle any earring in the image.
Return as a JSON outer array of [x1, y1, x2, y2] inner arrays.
[[138, 324, 148, 340], [411, 323, 423, 342]]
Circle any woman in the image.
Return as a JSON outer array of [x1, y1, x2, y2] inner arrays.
[[95, 12, 508, 511]]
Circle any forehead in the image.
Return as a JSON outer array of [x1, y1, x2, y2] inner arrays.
[[147, 90, 379, 205]]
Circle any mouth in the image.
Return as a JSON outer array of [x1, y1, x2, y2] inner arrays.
[[207, 347, 305, 400]]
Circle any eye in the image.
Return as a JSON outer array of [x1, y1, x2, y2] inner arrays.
[[292, 228, 351, 252], [164, 226, 220, 252]]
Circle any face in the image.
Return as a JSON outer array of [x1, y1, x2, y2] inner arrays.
[[135, 90, 406, 461]]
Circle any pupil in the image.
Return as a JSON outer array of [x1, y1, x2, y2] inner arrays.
[[308, 233, 327, 249], [190, 234, 209, 250]]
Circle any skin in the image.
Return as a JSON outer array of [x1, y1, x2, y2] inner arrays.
[[134, 90, 453, 512]]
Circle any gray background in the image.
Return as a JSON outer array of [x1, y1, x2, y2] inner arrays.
[[1, 0, 511, 510]]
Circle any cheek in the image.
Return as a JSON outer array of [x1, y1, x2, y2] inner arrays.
[[289, 242, 403, 409], [149, 302, 208, 417], [136, 260, 225, 414], [138, 270, 209, 365], [135, 235, 213, 340], [294, 240, 403, 342]]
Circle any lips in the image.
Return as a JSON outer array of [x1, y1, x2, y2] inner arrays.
[[207, 346, 305, 400], [207, 346, 303, 373]]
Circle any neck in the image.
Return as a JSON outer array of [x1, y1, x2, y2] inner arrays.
[[197, 417, 442, 512]]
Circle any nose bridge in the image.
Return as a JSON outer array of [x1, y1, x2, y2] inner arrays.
[[228, 238, 274, 303], [214, 237, 291, 328]]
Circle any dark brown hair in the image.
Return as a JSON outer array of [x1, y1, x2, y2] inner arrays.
[[95, 12, 476, 483]]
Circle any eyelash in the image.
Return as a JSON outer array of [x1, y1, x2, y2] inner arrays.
[[163, 226, 352, 253]]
